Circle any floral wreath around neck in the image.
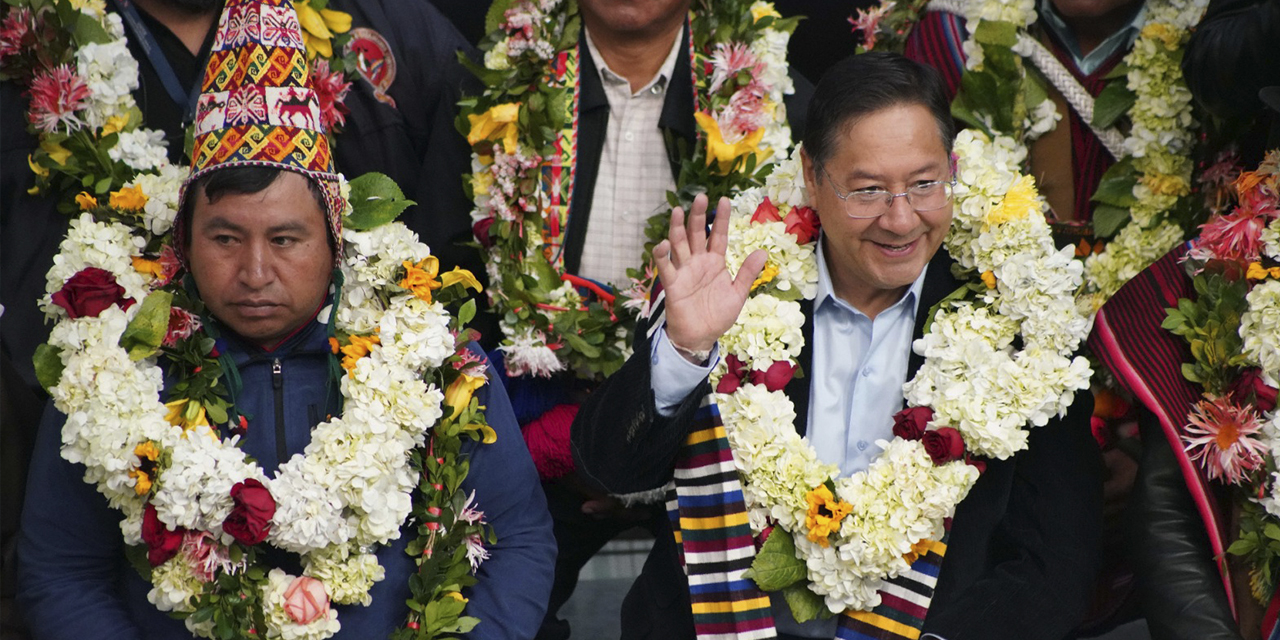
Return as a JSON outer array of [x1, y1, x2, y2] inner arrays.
[[853, 0, 1210, 310], [712, 135, 1092, 620], [1166, 150, 1280, 606], [459, 0, 797, 379], [16, 5, 493, 640], [1, 0, 357, 212]]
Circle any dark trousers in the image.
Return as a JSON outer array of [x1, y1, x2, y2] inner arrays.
[[536, 479, 663, 640]]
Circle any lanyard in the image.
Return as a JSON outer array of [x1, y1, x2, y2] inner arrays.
[[113, 0, 204, 123]]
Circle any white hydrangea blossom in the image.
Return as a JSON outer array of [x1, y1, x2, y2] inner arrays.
[[305, 544, 387, 606], [1242, 279, 1280, 376], [74, 32, 140, 130], [126, 163, 185, 236], [108, 128, 168, 172]]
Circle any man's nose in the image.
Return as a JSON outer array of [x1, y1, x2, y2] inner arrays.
[[239, 241, 275, 289], [877, 193, 919, 235]]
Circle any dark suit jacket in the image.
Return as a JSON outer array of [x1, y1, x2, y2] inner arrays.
[[570, 247, 1103, 640]]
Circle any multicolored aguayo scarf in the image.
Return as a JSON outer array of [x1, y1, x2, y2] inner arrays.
[[654, 134, 1092, 639]]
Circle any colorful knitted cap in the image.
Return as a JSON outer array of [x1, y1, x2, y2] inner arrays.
[[179, 0, 344, 247]]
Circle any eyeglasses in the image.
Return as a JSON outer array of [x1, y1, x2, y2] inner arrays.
[[818, 165, 955, 219]]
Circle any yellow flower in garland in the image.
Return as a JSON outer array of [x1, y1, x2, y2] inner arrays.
[[986, 174, 1039, 226], [751, 262, 779, 291], [695, 112, 765, 175], [467, 103, 521, 155], [296, 0, 352, 59], [804, 484, 853, 547], [164, 398, 210, 431], [445, 373, 487, 420], [1140, 22, 1184, 51], [463, 421, 498, 444], [75, 192, 98, 210], [750, 2, 781, 22], [27, 154, 49, 178], [132, 256, 164, 278], [1141, 172, 1190, 197], [441, 267, 483, 292], [101, 113, 129, 136], [110, 185, 149, 211], [128, 441, 162, 496], [401, 257, 443, 302], [340, 334, 381, 373], [981, 270, 997, 289], [902, 537, 933, 565], [40, 139, 72, 166], [1247, 262, 1280, 281]]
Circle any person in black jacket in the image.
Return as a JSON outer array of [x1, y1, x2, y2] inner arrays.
[[570, 52, 1103, 640]]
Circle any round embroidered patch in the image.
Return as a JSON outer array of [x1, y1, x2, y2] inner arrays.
[[346, 27, 397, 107]]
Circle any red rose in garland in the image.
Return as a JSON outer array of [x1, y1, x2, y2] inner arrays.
[[892, 406, 933, 441], [222, 479, 276, 545], [141, 503, 185, 567], [50, 267, 134, 319], [922, 427, 965, 465]]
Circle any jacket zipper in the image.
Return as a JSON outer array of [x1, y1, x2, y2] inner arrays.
[[272, 358, 286, 465]]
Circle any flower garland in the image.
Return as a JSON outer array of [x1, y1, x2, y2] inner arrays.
[[1165, 150, 1280, 603], [39, 179, 493, 639], [461, 0, 796, 378], [0, 0, 355, 207], [713, 134, 1092, 618], [947, 0, 1208, 310]]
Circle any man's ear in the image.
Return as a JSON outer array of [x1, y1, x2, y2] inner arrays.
[[800, 147, 818, 198]]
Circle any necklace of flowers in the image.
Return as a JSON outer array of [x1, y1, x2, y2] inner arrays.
[[1, 0, 356, 209], [38, 173, 495, 640], [710, 134, 1092, 620], [1163, 149, 1280, 604], [936, 0, 1209, 311], [462, 0, 796, 379]]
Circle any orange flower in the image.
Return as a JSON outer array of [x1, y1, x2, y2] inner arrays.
[[109, 185, 148, 211], [804, 484, 853, 547], [400, 257, 442, 302], [340, 334, 381, 373], [75, 192, 98, 210], [132, 256, 163, 278]]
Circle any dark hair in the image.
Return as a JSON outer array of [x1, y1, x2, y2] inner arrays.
[[180, 165, 332, 250], [802, 52, 955, 169]]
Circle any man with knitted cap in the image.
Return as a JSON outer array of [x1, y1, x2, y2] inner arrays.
[[16, 1, 555, 638]]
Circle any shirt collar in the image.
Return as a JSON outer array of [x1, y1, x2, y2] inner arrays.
[[815, 235, 928, 319], [1038, 0, 1145, 76], [583, 24, 684, 96]]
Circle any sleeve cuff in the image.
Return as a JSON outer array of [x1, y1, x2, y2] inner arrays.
[[650, 326, 719, 417]]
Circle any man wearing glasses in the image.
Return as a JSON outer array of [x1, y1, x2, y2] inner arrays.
[[570, 52, 1101, 640]]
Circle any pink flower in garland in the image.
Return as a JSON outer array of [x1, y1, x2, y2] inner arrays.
[[1182, 395, 1269, 485], [708, 42, 763, 94], [848, 2, 895, 51], [27, 64, 91, 133], [0, 7, 33, 67], [309, 58, 352, 130], [1187, 207, 1270, 266]]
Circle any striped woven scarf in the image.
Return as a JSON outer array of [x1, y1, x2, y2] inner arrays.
[[669, 399, 950, 640]]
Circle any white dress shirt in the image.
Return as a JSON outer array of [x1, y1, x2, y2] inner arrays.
[[577, 27, 683, 286], [651, 238, 930, 637]]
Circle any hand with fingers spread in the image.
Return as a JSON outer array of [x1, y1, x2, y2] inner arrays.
[[655, 193, 768, 358]]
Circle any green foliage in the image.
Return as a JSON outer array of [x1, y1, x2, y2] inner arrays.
[[1161, 272, 1250, 394], [344, 173, 416, 230], [1093, 82, 1136, 130], [33, 343, 64, 392], [119, 291, 173, 361], [743, 529, 805, 591], [1227, 499, 1280, 603], [782, 582, 832, 623]]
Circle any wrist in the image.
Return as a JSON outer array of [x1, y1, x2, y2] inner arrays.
[[669, 337, 713, 366]]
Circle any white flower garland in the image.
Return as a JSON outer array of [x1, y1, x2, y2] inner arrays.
[[957, 0, 1208, 309], [714, 133, 1092, 613], [44, 210, 456, 638]]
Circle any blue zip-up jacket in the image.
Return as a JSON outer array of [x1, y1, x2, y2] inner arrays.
[[18, 317, 555, 639]]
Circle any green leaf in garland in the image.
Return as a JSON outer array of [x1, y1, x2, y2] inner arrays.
[[742, 529, 805, 591], [457, 298, 477, 326], [782, 581, 832, 623], [119, 291, 173, 361], [1091, 204, 1131, 238], [1093, 82, 1136, 130], [33, 343, 64, 392], [973, 19, 1018, 47], [344, 172, 416, 230]]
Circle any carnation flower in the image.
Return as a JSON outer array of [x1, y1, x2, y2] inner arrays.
[[1182, 396, 1268, 485], [27, 64, 91, 133]]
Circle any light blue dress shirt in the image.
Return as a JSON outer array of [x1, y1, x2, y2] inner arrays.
[[1038, 0, 1145, 76], [651, 239, 929, 637]]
